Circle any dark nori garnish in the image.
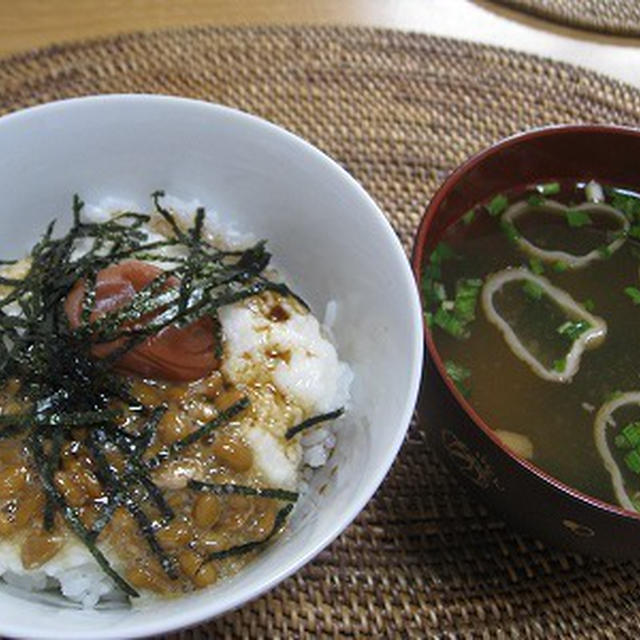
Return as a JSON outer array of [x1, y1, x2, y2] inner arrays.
[[285, 407, 345, 440], [0, 192, 307, 598], [203, 502, 295, 562], [188, 479, 299, 503]]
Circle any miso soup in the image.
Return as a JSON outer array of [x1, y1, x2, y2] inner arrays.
[[423, 180, 640, 511]]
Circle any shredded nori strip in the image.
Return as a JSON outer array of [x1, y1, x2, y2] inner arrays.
[[188, 479, 299, 503], [89, 499, 119, 541], [86, 428, 178, 580], [43, 427, 65, 531], [285, 407, 345, 440], [211, 313, 224, 361], [0, 422, 30, 440], [28, 431, 139, 598], [106, 432, 175, 524], [145, 397, 249, 469], [136, 405, 167, 454], [0, 409, 121, 427], [204, 503, 295, 562], [80, 268, 98, 326], [0, 192, 306, 599]]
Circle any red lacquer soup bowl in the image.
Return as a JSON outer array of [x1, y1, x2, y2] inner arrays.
[[412, 125, 640, 559]]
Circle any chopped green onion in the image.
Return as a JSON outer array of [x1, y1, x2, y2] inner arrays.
[[605, 390, 624, 402], [430, 242, 455, 265], [609, 189, 640, 222], [522, 281, 543, 300], [453, 278, 482, 323], [553, 261, 569, 273], [566, 210, 592, 228], [422, 274, 446, 308], [461, 210, 475, 225], [552, 358, 566, 373], [536, 182, 560, 196], [598, 245, 612, 259], [624, 286, 640, 305], [433, 307, 466, 339], [617, 422, 640, 449], [625, 449, 640, 474], [629, 225, 640, 240], [615, 434, 631, 449], [583, 298, 595, 312], [487, 194, 508, 216], [557, 320, 591, 341], [444, 360, 471, 397], [444, 360, 470, 383], [423, 243, 457, 308], [500, 220, 520, 243], [528, 257, 544, 275], [431, 278, 483, 340], [527, 194, 544, 207]]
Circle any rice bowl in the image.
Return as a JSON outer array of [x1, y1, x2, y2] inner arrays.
[[0, 95, 423, 638]]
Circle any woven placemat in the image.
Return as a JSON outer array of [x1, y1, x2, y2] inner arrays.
[[2, 25, 640, 638], [491, 0, 640, 37]]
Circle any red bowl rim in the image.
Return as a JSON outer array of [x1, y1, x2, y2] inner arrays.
[[412, 123, 640, 523]]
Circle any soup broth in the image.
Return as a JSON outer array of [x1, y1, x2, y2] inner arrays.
[[424, 180, 640, 509]]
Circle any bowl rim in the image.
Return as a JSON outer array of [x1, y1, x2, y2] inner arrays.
[[411, 123, 640, 524], [0, 93, 425, 639]]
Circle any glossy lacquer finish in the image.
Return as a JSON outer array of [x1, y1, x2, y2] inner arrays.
[[413, 125, 640, 559]]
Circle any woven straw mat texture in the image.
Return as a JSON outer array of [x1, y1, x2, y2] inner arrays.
[[2, 25, 640, 639], [490, 0, 640, 38]]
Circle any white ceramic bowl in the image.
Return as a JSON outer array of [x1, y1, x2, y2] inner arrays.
[[0, 95, 423, 639]]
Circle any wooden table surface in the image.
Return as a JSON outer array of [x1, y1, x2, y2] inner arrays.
[[0, 0, 457, 56], [2, 0, 640, 87]]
